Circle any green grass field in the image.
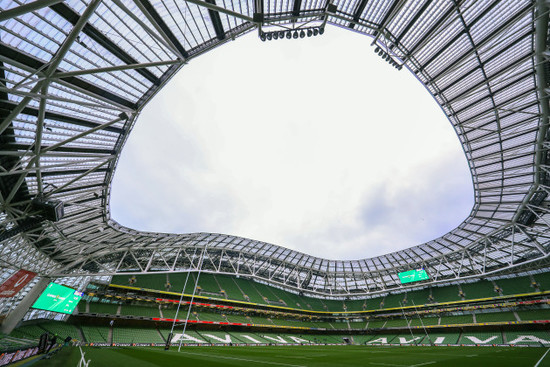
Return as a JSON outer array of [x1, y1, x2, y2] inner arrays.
[[33, 345, 550, 367]]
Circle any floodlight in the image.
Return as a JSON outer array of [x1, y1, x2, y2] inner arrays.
[[273, 32, 279, 40], [267, 32, 272, 40], [286, 31, 292, 39], [307, 29, 313, 37], [260, 33, 266, 41], [293, 30, 299, 39], [313, 28, 319, 36], [319, 27, 325, 34], [300, 30, 305, 38]]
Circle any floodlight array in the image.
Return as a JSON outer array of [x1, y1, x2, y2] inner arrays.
[[260, 27, 325, 41]]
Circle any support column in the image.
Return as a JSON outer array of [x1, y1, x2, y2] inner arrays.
[[0, 277, 51, 334]]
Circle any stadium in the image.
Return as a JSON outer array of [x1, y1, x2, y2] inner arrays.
[[1, 0, 550, 366]]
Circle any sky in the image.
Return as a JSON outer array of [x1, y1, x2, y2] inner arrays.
[[110, 26, 474, 261]]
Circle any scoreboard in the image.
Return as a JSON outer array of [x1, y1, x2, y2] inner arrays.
[[398, 269, 429, 284]]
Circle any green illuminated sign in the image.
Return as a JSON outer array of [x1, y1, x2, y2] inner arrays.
[[32, 282, 82, 314], [398, 269, 429, 284]]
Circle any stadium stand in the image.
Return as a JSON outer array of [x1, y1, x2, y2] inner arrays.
[[460, 332, 504, 345], [535, 273, 550, 291], [506, 331, 550, 345], [409, 316, 439, 326], [493, 276, 533, 295], [439, 314, 474, 325], [475, 311, 517, 322], [81, 326, 110, 344], [112, 327, 164, 344], [516, 309, 550, 321], [461, 280, 498, 300], [119, 304, 160, 318], [430, 285, 461, 303], [88, 302, 119, 315], [406, 288, 432, 306]]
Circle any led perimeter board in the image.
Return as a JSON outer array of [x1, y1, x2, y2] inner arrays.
[[398, 269, 429, 284], [31, 283, 82, 314]]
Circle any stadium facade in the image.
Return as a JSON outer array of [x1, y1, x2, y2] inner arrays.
[[1, 0, 550, 333]]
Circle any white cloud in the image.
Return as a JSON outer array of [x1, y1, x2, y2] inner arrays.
[[110, 27, 473, 259]]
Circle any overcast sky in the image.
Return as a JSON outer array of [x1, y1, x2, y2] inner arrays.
[[110, 26, 473, 260]]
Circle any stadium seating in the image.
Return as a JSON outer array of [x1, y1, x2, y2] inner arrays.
[[493, 276, 533, 295], [196, 273, 222, 294], [516, 309, 550, 321], [461, 280, 498, 299], [430, 285, 461, 303], [112, 327, 164, 344], [383, 318, 409, 328], [175, 273, 199, 294], [40, 321, 81, 340], [460, 332, 503, 345], [409, 315, 439, 326], [81, 325, 110, 343], [535, 272, 550, 291], [439, 314, 473, 325], [111, 271, 548, 315], [475, 311, 516, 322], [119, 304, 160, 318], [366, 334, 398, 344], [232, 278, 266, 304], [506, 331, 550, 345], [0, 334, 36, 352], [215, 275, 247, 301], [366, 319, 386, 329], [88, 302, 119, 315], [196, 311, 227, 322], [382, 293, 407, 308], [420, 333, 459, 344], [406, 288, 431, 306], [9, 324, 45, 340]]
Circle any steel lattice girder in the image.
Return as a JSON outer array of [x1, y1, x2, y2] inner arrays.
[[1, 0, 550, 297]]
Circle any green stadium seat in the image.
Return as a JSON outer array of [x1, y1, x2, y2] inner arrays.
[[81, 326, 110, 343], [430, 285, 461, 303], [493, 276, 534, 295], [439, 314, 473, 325], [461, 280, 498, 300], [475, 311, 516, 323], [517, 309, 550, 321]]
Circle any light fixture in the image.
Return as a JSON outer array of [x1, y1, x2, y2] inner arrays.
[[307, 29, 312, 37], [300, 30, 305, 38], [293, 30, 299, 39]]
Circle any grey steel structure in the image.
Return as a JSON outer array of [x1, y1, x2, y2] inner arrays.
[[1, 0, 550, 300]]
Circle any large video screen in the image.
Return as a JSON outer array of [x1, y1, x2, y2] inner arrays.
[[398, 269, 429, 284], [31, 282, 83, 314]]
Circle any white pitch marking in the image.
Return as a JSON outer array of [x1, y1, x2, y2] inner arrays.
[[409, 362, 436, 367], [534, 348, 550, 367], [369, 363, 405, 367], [177, 350, 306, 367]]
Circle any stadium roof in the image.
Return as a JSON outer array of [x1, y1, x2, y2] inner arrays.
[[1, 0, 550, 297]]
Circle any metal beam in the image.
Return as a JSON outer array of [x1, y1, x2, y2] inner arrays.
[[0, 0, 63, 22], [0, 43, 137, 110], [49, 2, 161, 85], [205, 0, 226, 41], [133, 0, 189, 58]]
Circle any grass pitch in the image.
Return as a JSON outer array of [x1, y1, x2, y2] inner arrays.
[[33, 345, 550, 367]]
